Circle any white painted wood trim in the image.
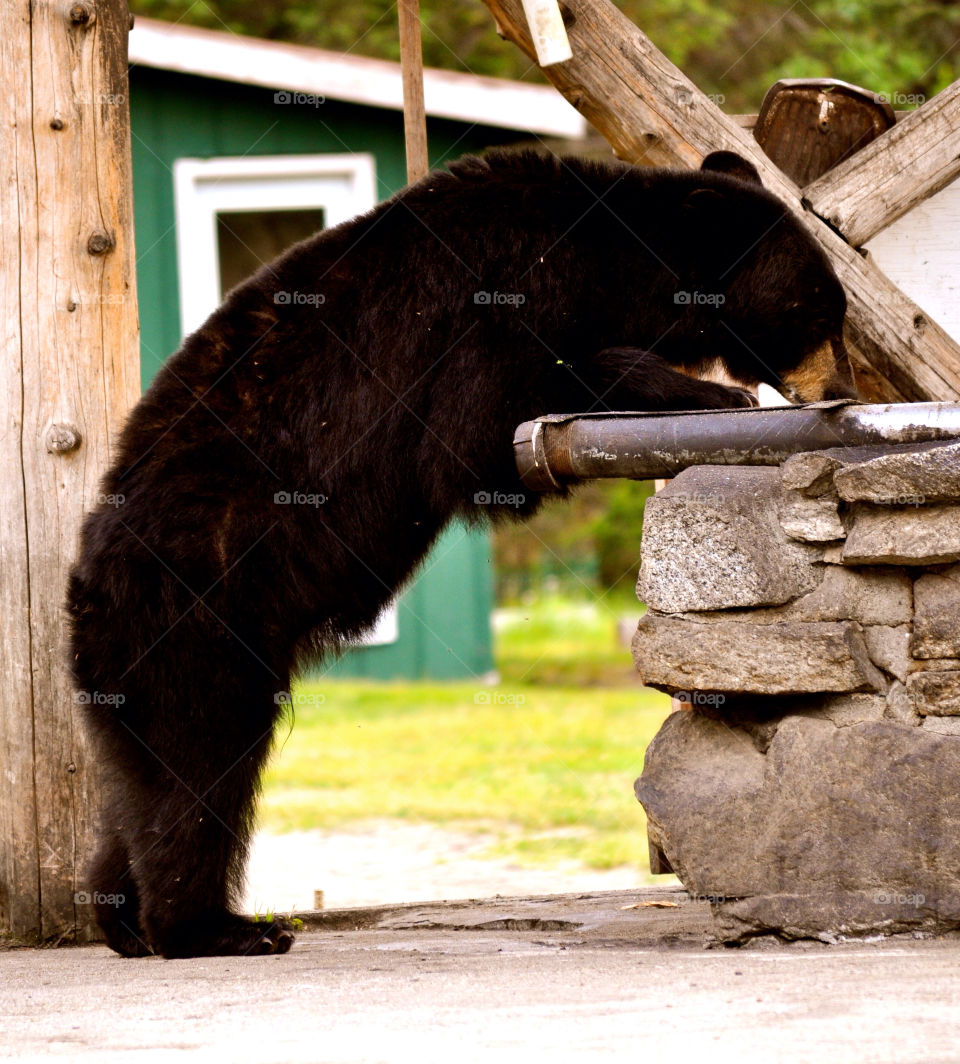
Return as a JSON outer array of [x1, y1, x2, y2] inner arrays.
[[130, 17, 587, 138], [355, 607, 400, 648], [866, 178, 960, 345], [173, 152, 376, 338]]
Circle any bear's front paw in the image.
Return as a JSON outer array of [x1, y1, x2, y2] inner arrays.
[[726, 386, 759, 408]]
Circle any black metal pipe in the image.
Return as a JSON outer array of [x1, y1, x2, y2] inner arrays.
[[513, 401, 960, 491]]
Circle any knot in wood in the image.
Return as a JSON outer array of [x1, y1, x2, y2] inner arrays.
[[69, 3, 94, 26], [46, 423, 82, 454], [49, 117, 65, 131], [87, 230, 114, 256]]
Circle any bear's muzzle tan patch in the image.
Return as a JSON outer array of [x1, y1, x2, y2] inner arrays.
[[780, 339, 856, 403]]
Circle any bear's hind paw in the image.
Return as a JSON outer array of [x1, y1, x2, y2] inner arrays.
[[152, 913, 296, 958]]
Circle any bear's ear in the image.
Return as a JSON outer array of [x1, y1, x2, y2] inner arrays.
[[700, 151, 763, 186]]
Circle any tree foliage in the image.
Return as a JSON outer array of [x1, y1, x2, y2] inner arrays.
[[493, 480, 654, 601], [132, 0, 960, 110]]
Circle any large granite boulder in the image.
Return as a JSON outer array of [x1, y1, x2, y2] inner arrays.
[[632, 615, 886, 695], [636, 706, 960, 942], [833, 440, 960, 504], [637, 468, 823, 613]]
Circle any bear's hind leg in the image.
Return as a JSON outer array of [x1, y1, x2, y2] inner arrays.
[[90, 832, 153, 957], [74, 540, 299, 958], [123, 690, 295, 959]]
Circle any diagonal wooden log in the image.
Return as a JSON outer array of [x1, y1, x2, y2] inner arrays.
[[803, 82, 960, 248], [480, 0, 960, 402]]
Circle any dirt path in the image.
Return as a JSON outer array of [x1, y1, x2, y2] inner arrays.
[[243, 821, 654, 913]]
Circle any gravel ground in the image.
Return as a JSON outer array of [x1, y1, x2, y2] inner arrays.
[[242, 821, 652, 913]]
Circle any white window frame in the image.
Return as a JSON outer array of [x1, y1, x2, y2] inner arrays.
[[355, 607, 399, 648], [173, 152, 396, 647], [173, 152, 377, 337]]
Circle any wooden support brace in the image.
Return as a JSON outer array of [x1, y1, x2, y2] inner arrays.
[[804, 82, 960, 248], [479, 0, 960, 402]]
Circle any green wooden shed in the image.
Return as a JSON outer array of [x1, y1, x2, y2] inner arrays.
[[126, 18, 586, 680]]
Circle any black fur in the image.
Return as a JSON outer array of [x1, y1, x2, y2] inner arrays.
[[69, 150, 847, 957]]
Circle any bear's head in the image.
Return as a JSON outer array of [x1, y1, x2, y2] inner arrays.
[[682, 151, 856, 404]]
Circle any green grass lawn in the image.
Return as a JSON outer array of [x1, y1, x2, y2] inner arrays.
[[494, 595, 645, 687], [261, 596, 673, 874]]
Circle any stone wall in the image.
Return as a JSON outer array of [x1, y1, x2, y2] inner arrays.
[[632, 440, 960, 942]]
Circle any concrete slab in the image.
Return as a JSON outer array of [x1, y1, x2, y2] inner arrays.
[[2, 889, 960, 1063]]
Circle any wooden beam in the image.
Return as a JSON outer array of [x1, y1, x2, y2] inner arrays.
[[0, 0, 140, 943], [480, 0, 960, 401], [804, 82, 960, 247], [398, 0, 430, 183]]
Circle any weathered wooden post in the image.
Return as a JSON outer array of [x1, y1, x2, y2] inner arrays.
[[0, 0, 140, 943]]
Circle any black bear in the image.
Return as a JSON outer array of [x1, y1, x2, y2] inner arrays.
[[69, 149, 854, 958]]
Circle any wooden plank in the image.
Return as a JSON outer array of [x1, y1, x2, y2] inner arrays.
[[398, 0, 429, 183], [479, 0, 960, 401], [804, 82, 960, 247], [0, 0, 140, 943]]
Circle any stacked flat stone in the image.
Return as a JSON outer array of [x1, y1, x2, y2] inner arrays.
[[632, 440, 960, 943]]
